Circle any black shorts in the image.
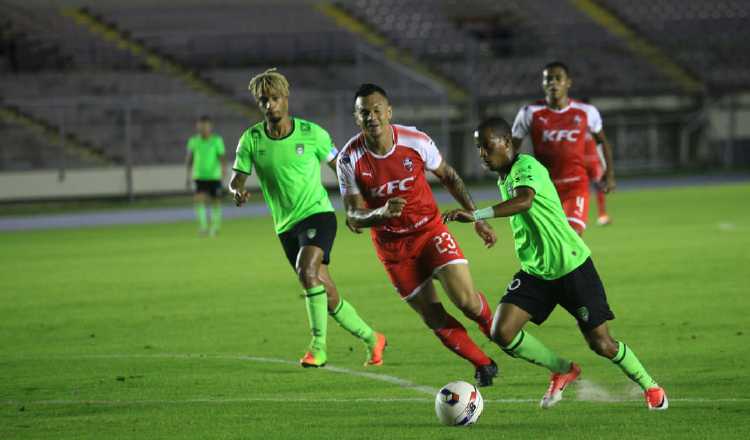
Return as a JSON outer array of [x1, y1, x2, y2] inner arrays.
[[194, 180, 222, 197], [500, 257, 615, 332], [278, 212, 337, 268]]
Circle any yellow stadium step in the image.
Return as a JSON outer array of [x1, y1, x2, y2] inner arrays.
[[61, 7, 260, 120]]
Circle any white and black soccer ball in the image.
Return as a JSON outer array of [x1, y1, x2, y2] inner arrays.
[[434, 381, 484, 426]]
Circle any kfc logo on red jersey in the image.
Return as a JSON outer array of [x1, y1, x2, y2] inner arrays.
[[370, 176, 415, 198], [542, 129, 581, 142]]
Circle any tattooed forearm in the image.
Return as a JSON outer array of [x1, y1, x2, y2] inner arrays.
[[439, 164, 476, 211]]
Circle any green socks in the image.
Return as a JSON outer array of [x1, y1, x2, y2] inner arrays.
[[330, 299, 376, 346], [612, 341, 658, 390], [502, 330, 571, 374], [195, 202, 222, 233], [304, 286, 328, 353], [210, 203, 222, 233], [501, 332, 658, 390], [195, 203, 208, 231], [305, 288, 377, 357]]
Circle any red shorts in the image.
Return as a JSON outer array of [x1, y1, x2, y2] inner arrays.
[[559, 190, 590, 234], [374, 223, 467, 300]]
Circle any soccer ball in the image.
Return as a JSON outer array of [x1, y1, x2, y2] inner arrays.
[[434, 381, 484, 426]]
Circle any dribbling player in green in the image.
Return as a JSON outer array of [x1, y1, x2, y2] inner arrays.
[[229, 69, 386, 368], [186, 115, 226, 235], [444, 117, 668, 410]]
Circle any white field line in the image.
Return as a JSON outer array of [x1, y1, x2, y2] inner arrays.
[[6, 353, 750, 405], [78, 353, 438, 396]]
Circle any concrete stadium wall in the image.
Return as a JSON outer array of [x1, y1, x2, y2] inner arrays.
[[0, 165, 339, 201]]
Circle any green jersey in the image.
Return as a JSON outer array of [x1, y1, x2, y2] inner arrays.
[[498, 154, 590, 280], [233, 118, 337, 234], [187, 134, 225, 180]]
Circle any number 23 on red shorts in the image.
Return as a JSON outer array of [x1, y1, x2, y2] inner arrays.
[[375, 224, 468, 300]]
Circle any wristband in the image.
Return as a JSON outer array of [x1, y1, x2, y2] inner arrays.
[[472, 207, 495, 221]]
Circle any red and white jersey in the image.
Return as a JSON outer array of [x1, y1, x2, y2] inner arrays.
[[337, 124, 443, 239], [512, 99, 602, 188]]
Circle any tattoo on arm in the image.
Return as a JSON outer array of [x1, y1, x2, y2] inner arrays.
[[438, 163, 476, 211]]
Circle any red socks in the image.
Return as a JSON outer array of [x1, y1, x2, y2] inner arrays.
[[474, 292, 493, 338], [434, 314, 492, 368]]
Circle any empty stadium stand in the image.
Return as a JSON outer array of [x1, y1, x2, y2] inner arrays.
[[0, 0, 745, 177]]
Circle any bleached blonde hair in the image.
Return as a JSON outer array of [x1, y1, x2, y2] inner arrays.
[[248, 68, 290, 100]]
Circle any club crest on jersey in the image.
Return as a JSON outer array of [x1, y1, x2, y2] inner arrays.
[[573, 115, 582, 125], [403, 158, 414, 172], [295, 144, 305, 155]]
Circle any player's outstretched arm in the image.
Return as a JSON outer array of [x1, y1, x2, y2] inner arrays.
[[431, 160, 497, 248], [343, 194, 406, 229], [228, 171, 251, 206], [443, 187, 536, 223], [592, 130, 616, 193]]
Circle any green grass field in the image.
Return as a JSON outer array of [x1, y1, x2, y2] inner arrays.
[[1, 183, 748, 439]]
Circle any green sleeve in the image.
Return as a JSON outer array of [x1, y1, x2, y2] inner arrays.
[[510, 158, 543, 194], [233, 131, 253, 175], [314, 127, 337, 163], [186, 137, 195, 153]]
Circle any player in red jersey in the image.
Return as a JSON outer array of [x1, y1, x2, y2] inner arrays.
[[583, 130, 611, 225], [337, 84, 500, 386], [511, 61, 616, 235]]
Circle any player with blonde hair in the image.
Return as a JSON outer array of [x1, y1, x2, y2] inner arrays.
[[230, 69, 386, 368]]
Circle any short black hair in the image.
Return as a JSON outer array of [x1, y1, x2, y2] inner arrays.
[[197, 115, 212, 123], [354, 83, 388, 101], [543, 61, 570, 76], [476, 117, 512, 138]]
